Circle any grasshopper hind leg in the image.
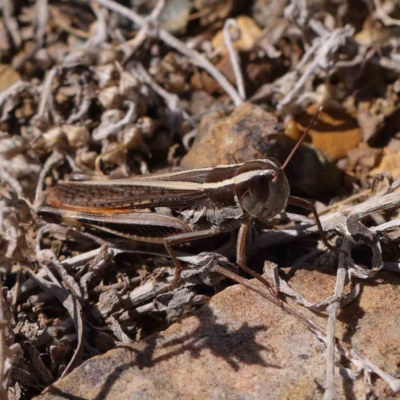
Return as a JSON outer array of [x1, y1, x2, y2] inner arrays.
[[164, 223, 279, 293], [163, 227, 227, 289], [164, 242, 183, 289]]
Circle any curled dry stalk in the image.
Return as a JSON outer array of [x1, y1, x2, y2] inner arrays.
[[223, 19, 246, 102]]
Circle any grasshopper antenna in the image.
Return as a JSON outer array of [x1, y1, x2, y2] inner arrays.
[[281, 105, 323, 170], [282, 105, 350, 259]]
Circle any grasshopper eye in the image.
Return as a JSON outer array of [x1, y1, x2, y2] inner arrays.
[[248, 175, 270, 201]]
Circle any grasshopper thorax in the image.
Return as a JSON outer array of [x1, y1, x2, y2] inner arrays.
[[234, 159, 290, 221]]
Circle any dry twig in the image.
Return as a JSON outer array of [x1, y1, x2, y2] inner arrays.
[[323, 239, 351, 400], [223, 19, 245, 101], [277, 25, 354, 110], [257, 192, 400, 248], [120, 0, 166, 59], [2, 0, 21, 48], [35, 0, 48, 49], [92, 0, 243, 105]]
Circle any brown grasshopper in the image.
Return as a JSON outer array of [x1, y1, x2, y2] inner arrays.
[[38, 107, 334, 289]]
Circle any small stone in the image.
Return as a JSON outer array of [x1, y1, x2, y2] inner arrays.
[[118, 125, 144, 149], [32, 127, 66, 151], [62, 125, 90, 148], [98, 86, 122, 110], [158, 0, 192, 35], [370, 147, 400, 178], [0, 64, 21, 91]]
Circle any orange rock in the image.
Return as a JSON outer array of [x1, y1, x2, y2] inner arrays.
[[294, 105, 363, 161]]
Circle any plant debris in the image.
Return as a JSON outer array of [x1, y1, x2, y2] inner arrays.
[[0, 1, 400, 399]]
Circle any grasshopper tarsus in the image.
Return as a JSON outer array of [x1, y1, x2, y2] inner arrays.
[[164, 242, 182, 289], [237, 261, 276, 296], [288, 195, 341, 256]]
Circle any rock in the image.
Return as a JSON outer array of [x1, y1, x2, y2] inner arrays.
[[181, 103, 277, 168], [182, 103, 341, 196], [293, 105, 363, 161], [251, 0, 287, 29], [190, 54, 236, 95], [193, 0, 234, 26], [34, 269, 400, 400], [0, 64, 21, 91], [345, 144, 382, 173], [370, 147, 400, 178], [159, 0, 192, 34]]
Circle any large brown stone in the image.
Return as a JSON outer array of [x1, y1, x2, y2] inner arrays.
[[181, 103, 341, 196], [34, 269, 400, 400]]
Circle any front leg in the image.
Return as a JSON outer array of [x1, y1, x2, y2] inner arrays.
[[236, 221, 276, 295]]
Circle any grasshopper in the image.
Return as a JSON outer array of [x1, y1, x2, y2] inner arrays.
[[38, 107, 334, 289]]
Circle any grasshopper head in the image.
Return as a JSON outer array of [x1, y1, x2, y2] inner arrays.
[[234, 159, 290, 220]]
